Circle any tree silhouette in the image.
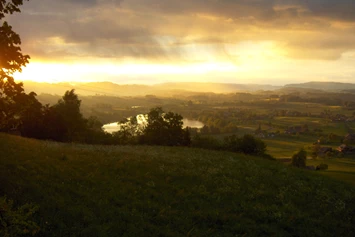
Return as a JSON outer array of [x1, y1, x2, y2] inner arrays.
[[140, 107, 190, 146], [53, 89, 87, 142], [0, 0, 32, 132], [291, 149, 307, 168]]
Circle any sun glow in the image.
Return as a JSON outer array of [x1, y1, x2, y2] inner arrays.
[[14, 61, 239, 84]]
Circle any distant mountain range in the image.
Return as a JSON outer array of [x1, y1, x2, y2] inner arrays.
[[22, 81, 281, 96], [21, 80, 355, 96], [284, 82, 355, 91]]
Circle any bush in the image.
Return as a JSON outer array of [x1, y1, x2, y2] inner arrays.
[[223, 134, 267, 156], [261, 153, 276, 160], [291, 149, 307, 168], [316, 163, 329, 171], [238, 134, 267, 155], [0, 196, 40, 237], [191, 134, 222, 150]]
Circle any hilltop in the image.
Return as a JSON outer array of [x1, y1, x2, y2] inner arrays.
[[21, 80, 355, 99], [21, 81, 281, 97], [1, 133, 355, 236], [285, 81, 355, 91]]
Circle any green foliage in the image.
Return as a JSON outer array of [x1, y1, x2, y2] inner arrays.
[[317, 163, 329, 171], [52, 89, 87, 141], [291, 149, 307, 168], [0, 1, 30, 19], [0, 21, 29, 75], [191, 134, 268, 156], [112, 116, 142, 145], [0, 196, 39, 237], [36, 90, 110, 143], [139, 107, 191, 146], [223, 134, 267, 156], [0, 0, 44, 136], [191, 134, 222, 150], [311, 143, 321, 159]]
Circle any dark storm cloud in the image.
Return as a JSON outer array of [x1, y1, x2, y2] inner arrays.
[[126, 0, 279, 21], [126, 0, 355, 22], [303, 0, 355, 21]]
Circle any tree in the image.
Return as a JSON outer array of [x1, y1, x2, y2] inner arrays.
[[113, 116, 142, 145], [1, 0, 32, 132], [1, 0, 30, 91], [311, 143, 321, 159], [17, 91, 44, 138], [291, 149, 307, 168], [140, 107, 190, 146], [40, 105, 68, 142], [0, 196, 40, 237], [223, 134, 267, 156], [52, 89, 87, 142]]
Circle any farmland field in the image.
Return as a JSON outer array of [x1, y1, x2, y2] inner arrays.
[[306, 158, 355, 186]]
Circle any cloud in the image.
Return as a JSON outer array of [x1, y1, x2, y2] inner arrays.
[[304, 0, 355, 21], [4, 0, 355, 62]]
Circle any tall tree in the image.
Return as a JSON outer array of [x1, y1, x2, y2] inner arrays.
[[0, 0, 31, 132], [53, 89, 87, 142]]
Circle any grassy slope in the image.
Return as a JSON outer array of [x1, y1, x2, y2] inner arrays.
[[264, 136, 316, 158], [1, 133, 355, 237], [306, 158, 355, 186]]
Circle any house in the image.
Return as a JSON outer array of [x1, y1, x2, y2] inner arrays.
[[255, 133, 265, 138], [343, 134, 355, 144], [331, 114, 347, 122], [337, 144, 355, 153], [318, 147, 332, 157], [284, 126, 305, 135]]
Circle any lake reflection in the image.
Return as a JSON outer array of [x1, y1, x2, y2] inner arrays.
[[103, 116, 204, 134]]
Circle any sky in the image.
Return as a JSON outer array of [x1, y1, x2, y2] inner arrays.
[[6, 0, 355, 85]]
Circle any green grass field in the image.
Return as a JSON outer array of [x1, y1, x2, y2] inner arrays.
[[1, 133, 355, 236], [306, 158, 355, 186], [272, 117, 329, 127], [264, 135, 316, 158]]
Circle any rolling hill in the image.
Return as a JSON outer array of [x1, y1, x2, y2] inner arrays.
[[1, 133, 355, 236], [21, 81, 281, 97], [285, 81, 355, 91]]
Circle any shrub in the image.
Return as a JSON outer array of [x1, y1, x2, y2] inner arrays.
[[261, 153, 276, 160], [238, 134, 266, 155], [191, 134, 222, 150], [223, 134, 267, 156], [316, 163, 329, 171], [223, 134, 240, 152], [0, 196, 40, 237], [291, 149, 307, 168]]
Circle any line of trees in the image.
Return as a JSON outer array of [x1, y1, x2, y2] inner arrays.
[[1, 79, 269, 157], [112, 107, 191, 146], [0, 0, 268, 156], [192, 133, 270, 158]]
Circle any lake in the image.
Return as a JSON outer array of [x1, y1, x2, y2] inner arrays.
[[102, 116, 204, 134]]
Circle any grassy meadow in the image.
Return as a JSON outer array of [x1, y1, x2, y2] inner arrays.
[[1, 133, 355, 236], [306, 158, 355, 186], [263, 135, 316, 158]]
